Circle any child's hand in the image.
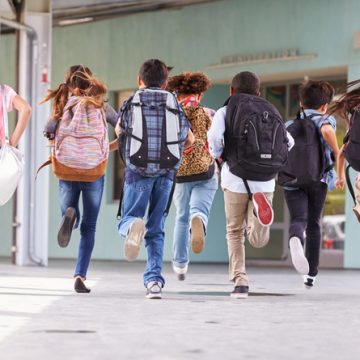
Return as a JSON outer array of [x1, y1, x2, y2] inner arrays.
[[336, 177, 345, 189], [115, 121, 121, 138]]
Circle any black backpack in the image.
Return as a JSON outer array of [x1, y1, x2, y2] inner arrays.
[[344, 111, 360, 171], [344, 111, 360, 204], [223, 93, 288, 181], [278, 112, 325, 187]]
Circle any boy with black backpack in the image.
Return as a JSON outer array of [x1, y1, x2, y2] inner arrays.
[[280, 80, 340, 289], [208, 71, 294, 299], [115, 59, 192, 299]]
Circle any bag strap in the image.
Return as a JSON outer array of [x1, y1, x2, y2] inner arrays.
[[164, 177, 176, 217], [35, 158, 52, 180], [1, 84, 10, 143], [242, 178, 253, 200], [346, 164, 356, 205]]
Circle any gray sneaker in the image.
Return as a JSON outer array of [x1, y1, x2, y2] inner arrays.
[[124, 218, 146, 261], [146, 281, 162, 299]]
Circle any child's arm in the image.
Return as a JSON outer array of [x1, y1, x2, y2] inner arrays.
[[336, 145, 346, 189], [10, 95, 32, 147], [320, 124, 340, 158], [109, 139, 118, 152]]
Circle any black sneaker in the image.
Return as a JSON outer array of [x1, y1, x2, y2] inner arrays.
[[230, 285, 249, 299], [146, 281, 162, 299], [58, 207, 76, 248], [74, 277, 91, 293]]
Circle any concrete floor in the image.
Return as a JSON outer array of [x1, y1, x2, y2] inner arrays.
[[0, 259, 359, 360]]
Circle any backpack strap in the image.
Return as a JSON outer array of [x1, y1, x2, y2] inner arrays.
[[346, 164, 356, 205], [164, 178, 176, 217], [35, 157, 52, 180], [242, 178, 253, 200]]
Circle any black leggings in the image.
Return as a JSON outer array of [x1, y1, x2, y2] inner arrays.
[[284, 182, 328, 277]]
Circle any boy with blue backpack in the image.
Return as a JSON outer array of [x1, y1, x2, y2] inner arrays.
[[115, 59, 192, 299]]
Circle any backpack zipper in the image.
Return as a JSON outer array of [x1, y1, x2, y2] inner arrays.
[[249, 121, 260, 152]]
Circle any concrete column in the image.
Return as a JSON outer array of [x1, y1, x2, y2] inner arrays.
[[344, 64, 360, 268], [16, 0, 51, 266]]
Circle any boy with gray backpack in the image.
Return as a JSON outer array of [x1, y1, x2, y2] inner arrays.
[[115, 59, 192, 299]]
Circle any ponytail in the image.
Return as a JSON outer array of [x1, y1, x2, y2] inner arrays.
[[328, 79, 360, 121], [41, 83, 70, 120]]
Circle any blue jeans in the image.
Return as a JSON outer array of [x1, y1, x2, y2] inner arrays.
[[117, 175, 173, 287], [172, 174, 218, 268], [59, 176, 104, 279]]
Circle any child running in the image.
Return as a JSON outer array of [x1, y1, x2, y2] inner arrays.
[[166, 72, 218, 281], [208, 71, 294, 299], [42, 65, 118, 293], [115, 59, 192, 299]]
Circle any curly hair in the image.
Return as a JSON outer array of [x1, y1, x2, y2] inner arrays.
[[166, 72, 211, 95]]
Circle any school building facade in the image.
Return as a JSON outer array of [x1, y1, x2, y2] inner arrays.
[[1, 0, 360, 268]]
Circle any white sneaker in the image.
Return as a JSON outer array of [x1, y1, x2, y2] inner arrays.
[[172, 264, 188, 281], [289, 236, 309, 275], [304, 275, 316, 289], [146, 281, 162, 299], [124, 218, 146, 261]]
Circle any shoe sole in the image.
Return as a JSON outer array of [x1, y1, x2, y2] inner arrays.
[[177, 274, 185, 281], [191, 217, 205, 254], [146, 293, 162, 299], [74, 278, 91, 293], [57, 207, 76, 248], [253, 193, 274, 227], [124, 218, 146, 261], [230, 293, 248, 299], [289, 237, 309, 275]]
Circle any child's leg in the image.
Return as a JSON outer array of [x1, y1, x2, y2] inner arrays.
[[284, 188, 309, 275], [189, 174, 218, 253], [246, 192, 273, 248], [172, 182, 192, 270], [117, 179, 151, 237], [143, 175, 174, 287], [224, 189, 249, 287], [74, 176, 104, 279], [353, 174, 360, 221], [305, 182, 328, 277]]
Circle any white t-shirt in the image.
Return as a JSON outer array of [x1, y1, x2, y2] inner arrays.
[[207, 105, 294, 194], [0, 84, 17, 139]]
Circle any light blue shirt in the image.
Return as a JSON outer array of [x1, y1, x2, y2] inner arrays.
[[285, 109, 336, 191]]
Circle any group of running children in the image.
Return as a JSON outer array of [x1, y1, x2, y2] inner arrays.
[[2, 58, 360, 299]]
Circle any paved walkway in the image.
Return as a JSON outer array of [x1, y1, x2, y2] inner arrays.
[[0, 259, 359, 360]]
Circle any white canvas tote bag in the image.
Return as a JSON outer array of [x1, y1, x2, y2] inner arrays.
[[0, 85, 24, 206]]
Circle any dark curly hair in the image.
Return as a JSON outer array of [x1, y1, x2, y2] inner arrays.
[[166, 72, 211, 95]]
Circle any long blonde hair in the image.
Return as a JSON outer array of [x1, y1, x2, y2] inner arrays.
[[41, 65, 107, 119]]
